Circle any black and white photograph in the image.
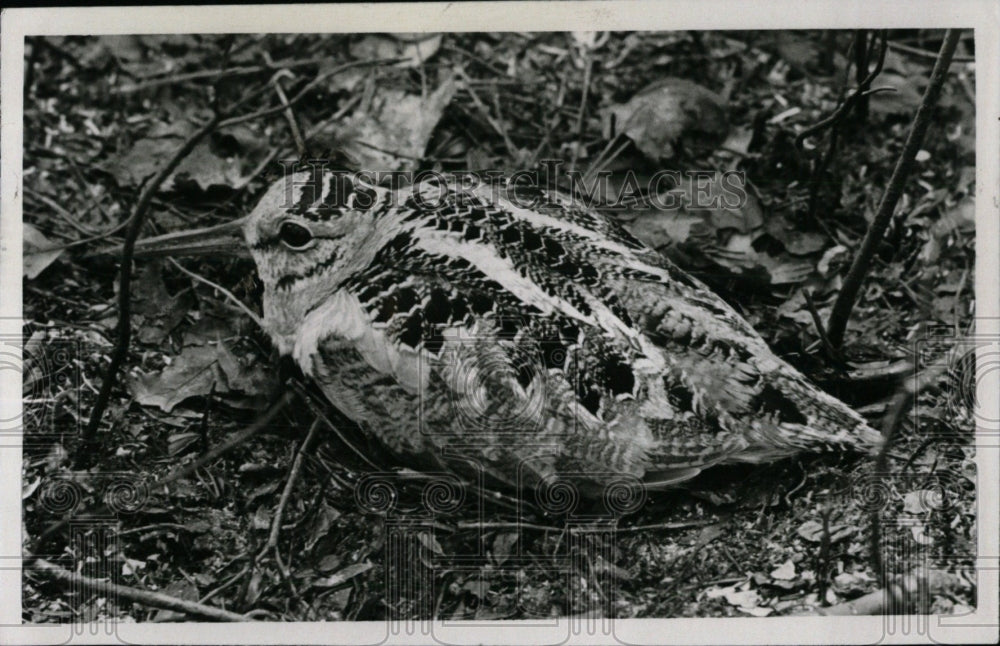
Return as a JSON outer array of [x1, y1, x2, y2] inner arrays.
[[2, 2, 997, 644]]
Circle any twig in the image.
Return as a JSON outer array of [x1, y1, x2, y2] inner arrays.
[[454, 67, 517, 155], [32, 391, 293, 553], [887, 40, 975, 64], [528, 73, 567, 167], [199, 564, 250, 606], [31, 558, 252, 622], [817, 500, 833, 606], [22, 188, 131, 252], [25, 188, 100, 236], [232, 93, 361, 193], [826, 29, 962, 348], [217, 58, 402, 131], [167, 257, 263, 327], [77, 113, 223, 462], [801, 32, 887, 221], [257, 417, 320, 603], [453, 520, 561, 532], [803, 290, 842, 363], [265, 418, 321, 553], [604, 519, 715, 534], [568, 52, 593, 176], [289, 380, 381, 470], [157, 390, 294, 490], [268, 65, 307, 159], [795, 31, 888, 150], [111, 56, 328, 94], [869, 358, 950, 585]]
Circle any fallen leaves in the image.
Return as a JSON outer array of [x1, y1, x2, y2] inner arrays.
[[313, 561, 373, 589], [604, 78, 729, 161], [23, 224, 65, 279], [336, 74, 457, 172], [795, 519, 857, 544], [129, 339, 273, 413], [103, 119, 269, 192], [703, 580, 773, 616], [769, 559, 796, 581], [349, 33, 442, 69]]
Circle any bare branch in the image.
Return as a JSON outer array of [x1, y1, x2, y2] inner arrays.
[[826, 30, 962, 348]]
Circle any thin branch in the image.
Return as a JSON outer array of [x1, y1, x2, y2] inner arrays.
[[32, 391, 293, 554], [111, 56, 329, 94], [454, 66, 517, 155], [869, 360, 949, 585], [268, 65, 307, 159], [826, 29, 962, 348], [77, 113, 223, 461], [803, 290, 842, 363], [795, 30, 888, 150], [265, 418, 321, 552], [289, 380, 381, 470], [568, 51, 593, 176], [217, 58, 401, 131], [167, 257, 263, 327], [888, 40, 975, 63], [31, 558, 252, 622]]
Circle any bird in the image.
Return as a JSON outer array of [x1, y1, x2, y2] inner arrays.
[[133, 167, 882, 494]]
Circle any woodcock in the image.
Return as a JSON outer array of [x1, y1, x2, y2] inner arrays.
[[134, 168, 882, 492]]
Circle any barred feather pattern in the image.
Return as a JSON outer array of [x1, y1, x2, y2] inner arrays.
[[242, 170, 881, 489]]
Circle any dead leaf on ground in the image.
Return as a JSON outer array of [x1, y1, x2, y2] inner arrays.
[[704, 582, 772, 616], [130, 344, 223, 412], [764, 215, 827, 256], [313, 561, 373, 589], [23, 224, 65, 279], [796, 519, 856, 544], [603, 78, 729, 161], [151, 579, 200, 622], [920, 196, 975, 263], [770, 559, 796, 581], [133, 261, 192, 345], [492, 532, 518, 566], [104, 120, 266, 191], [902, 489, 944, 515], [869, 72, 926, 116], [337, 74, 457, 173], [832, 570, 874, 596], [349, 33, 442, 68], [129, 340, 274, 412]]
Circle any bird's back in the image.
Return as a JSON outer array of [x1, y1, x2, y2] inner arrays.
[[282, 174, 881, 489]]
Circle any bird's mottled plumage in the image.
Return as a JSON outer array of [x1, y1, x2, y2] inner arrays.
[[234, 169, 881, 489], [230, 168, 884, 489]]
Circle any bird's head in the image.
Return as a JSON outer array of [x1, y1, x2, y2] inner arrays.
[[131, 168, 397, 346], [242, 169, 391, 290]]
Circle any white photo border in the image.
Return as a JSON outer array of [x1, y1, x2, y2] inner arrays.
[[1, 2, 997, 644]]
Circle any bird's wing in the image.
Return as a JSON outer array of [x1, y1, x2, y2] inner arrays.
[[303, 178, 877, 485], [499, 185, 882, 459]]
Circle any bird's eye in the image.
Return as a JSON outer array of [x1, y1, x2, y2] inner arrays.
[[279, 221, 314, 249]]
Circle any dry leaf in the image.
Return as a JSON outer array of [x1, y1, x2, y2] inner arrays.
[[604, 78, 729, 160], [338, 75, 457, 173], [492, 532, 518, 566], [902, 489, 942, 514], [770, 559, 796, 581], [23, 224, 64, 279], [796, 519, 855, 544], [313, 561, 373, 588]]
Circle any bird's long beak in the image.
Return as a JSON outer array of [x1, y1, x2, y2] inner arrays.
[[128, 216, 251, 259]]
